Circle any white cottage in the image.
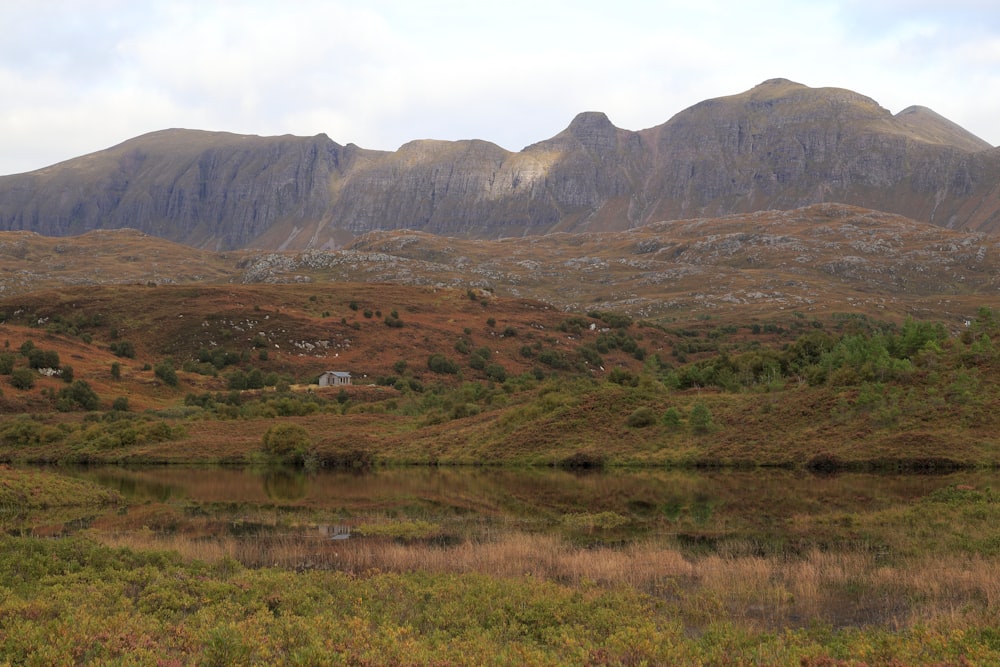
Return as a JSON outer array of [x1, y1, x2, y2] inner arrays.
[[318, 371, 352, 387]]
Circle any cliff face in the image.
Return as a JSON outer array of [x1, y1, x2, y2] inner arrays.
[[635, 79, 998, 230], [1, 79, 998, 250]]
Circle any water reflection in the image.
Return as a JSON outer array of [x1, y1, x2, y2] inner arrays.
[[262, 468, 307, 501], [50, 464, 1000, 525], [8, 463, 999, 553]]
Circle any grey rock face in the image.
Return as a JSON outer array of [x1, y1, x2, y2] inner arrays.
[[1, 79, 998, 249]]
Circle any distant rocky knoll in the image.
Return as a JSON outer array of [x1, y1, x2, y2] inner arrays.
[[1, 79, 998, 250], [2, 204, 996, 325]]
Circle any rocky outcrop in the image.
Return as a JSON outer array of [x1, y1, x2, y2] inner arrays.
[[1, 79, 998, 250]]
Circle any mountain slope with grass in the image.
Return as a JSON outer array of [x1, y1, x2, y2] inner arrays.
[[0, 275, 998, 469]]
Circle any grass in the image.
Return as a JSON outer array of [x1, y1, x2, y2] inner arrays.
[[3, 530, 1000, 665], [0, 465, 122, 509], [5, 463, 1000, 663]]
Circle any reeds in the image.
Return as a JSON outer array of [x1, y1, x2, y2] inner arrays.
[[94, 528, 1000, 632]]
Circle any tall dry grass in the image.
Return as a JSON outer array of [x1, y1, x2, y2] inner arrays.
[[95, 528, 1000, 631]]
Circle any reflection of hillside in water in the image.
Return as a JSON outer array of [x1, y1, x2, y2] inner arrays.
[[56, 465, 1000, 524]]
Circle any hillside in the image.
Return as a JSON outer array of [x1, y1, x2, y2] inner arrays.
[[1, 79, 999, 250], [0, 199, 997, 468], [4, 204, 996, 327]]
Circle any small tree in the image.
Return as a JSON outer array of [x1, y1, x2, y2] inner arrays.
[[689, 402, 714, 434], [484, 363, 507, 383], [154, 360, 178, 387], [0, 353, 15, 374], [110, 362, 122, 380], [262, 423, 312, 463], [10, 368, 34, 390], [662, 407, 682, 428], [57, 380, 100, 411], [428, 354, 460, 375]]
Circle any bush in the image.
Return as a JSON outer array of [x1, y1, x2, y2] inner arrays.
[[227, 370, 248, 390], [27, 348, 60, 369], [428, 354, 460, 375], [469, 347, 491, 370], [690, 402, 714, 434], [484, 363, 507, 382], [9, 368, 34, 390], [537, 349, 569, 369], [154, 360, 178, 387], [0, 353, 15, 374], [662, 407, 682, 428], [626, 407, 657, 428], [384, 309, 403, 328], [608, 367, 638, 387], [56, 380, 100, 411], [262, 423, 312, 462], [109, 341, 136, 358]]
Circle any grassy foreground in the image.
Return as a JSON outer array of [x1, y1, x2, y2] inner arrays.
[[3, 467, 1000, 665], [2, 535, 999, 666]]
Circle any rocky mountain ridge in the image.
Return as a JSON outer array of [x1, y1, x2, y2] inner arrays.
[[1, 79, 998, 250]]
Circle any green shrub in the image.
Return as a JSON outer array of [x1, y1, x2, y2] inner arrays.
[[484, 363, 507, 382], [626, 407, 657, 428], [56, 380, 100, 411], [0, 353, 15, 374], [227, 370, 247, 390], [9, 368, 34, 390], [261, 423, 312, 461], [27, 348, 59, 369], [428, 354, 460, 375], [537, 349, 569, 369], [690, 402, 714, 434], [0, 416, 62, 446], [109, 341, 136, 358], [469, 347, 491, 370], [154, 360, 178, 387], [662, 407, 682, 428]]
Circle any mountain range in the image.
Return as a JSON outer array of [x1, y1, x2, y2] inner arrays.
[[1, 78, 998, 251]]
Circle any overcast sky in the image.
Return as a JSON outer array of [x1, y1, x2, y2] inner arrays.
[[1, 0, 998, 175]]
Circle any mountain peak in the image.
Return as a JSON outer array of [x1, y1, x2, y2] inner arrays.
[[894, 105, 992, 151], [756, 77, 806, 89], [561, 111, 620, 152]]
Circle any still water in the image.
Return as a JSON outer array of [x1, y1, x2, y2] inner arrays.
[[21, 465, 1000, 549]]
